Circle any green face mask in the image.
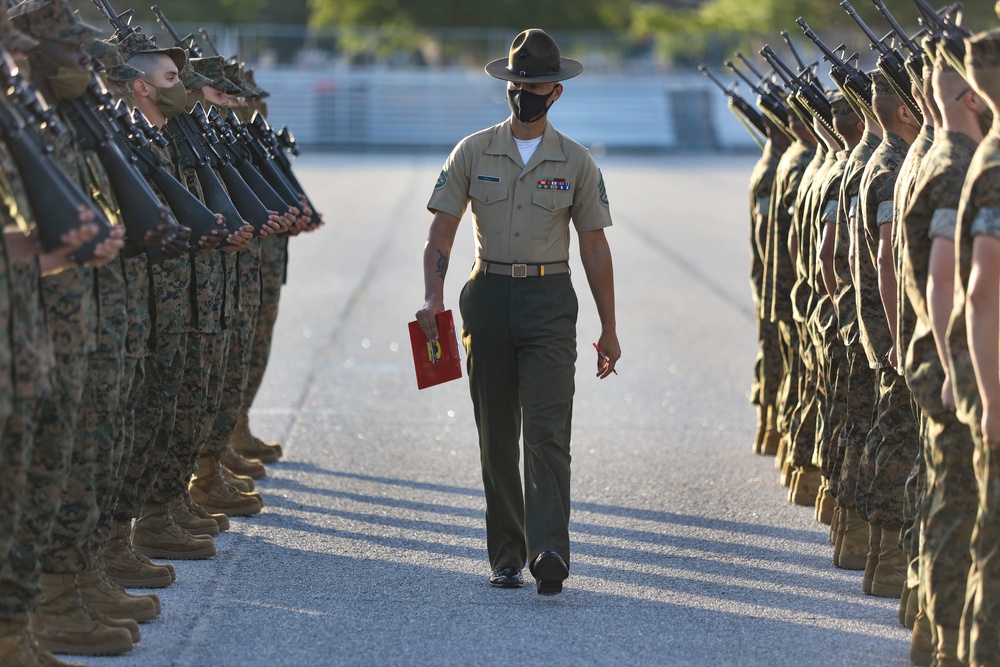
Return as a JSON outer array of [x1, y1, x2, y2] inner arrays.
[[185, 87, 205, 111], [47, 66, 92, 101], [148, 81, 187, 119]]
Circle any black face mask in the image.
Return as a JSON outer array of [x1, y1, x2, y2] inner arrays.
[[507, 86, 556, 123]]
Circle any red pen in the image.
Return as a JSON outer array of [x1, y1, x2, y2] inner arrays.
[[593, 343, 618, 375]]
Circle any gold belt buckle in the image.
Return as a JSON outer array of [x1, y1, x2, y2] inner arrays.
[[511, 263, 528, 278]]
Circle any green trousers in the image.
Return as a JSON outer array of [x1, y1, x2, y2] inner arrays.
[[459, 269, 577, 572]]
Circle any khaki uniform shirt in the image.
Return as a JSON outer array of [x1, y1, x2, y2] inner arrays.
[[427, 119, 611, 264]]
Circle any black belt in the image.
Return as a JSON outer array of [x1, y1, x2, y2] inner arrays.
[[475, 259, 570, 278]]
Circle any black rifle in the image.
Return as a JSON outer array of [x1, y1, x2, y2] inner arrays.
[[724, 58, 794, 141], [277, 127, 299, 158], [151, 5, 203, 58], [0, 52, 111, 262], [248, 112, 320, 219], [870, 0, 930, 91], [796, 17, 875, 121], [187, 101, 270, 237], [199, 28, 221, 58], [698, 65, 766, 149], [92, 0, 142, 42], [163, 111, 246, 238], [759, 44, 838, 143], [912, 0, 970, 75], [841, 0, 923, 123], [202, 105, 291, 216], [223, 109, 300, 209]]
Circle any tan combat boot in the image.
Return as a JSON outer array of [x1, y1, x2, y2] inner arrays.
[[168, 495, 220, 537], [760, 406, 780, 456], [904, 582, 919, 629], [871, 526, 906, 598], [0, 618, 42, 667], [77, 556, 159, 623], [836, 508, 869, 570], [104, 519, 173, 589], [220, 444, 266, 480], [190, 456, 262, 517], [181, 490, 230, 532], [30, 573, 133, 656], [25, 627, 88, 667], [862, 523, 882, 594], [829, 504, 840, 545], [752, 404, 766, 454], [789, 466, 821, 506], [232, 412, 282, 463], [220, 462, 256, 493], [909, 608, 933, 666], [132, 502, 217, 560]]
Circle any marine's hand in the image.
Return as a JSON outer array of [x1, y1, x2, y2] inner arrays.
[[259, 211, 283, 237], [596, 331, 620, 379], [221, 223, 254, 252], [86, 226, 126, 267], [416, 298, 444, 341]]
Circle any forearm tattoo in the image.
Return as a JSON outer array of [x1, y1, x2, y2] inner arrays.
[[436, 249, 449, 280]]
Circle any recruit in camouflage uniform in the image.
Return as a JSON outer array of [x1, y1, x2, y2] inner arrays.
[[955, 28, 1000, 667], [748, 119, 787, 459]]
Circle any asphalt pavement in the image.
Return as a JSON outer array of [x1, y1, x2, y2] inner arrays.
[[88, 153, 912, 666]]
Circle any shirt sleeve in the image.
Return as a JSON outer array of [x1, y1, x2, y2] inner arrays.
[[927, 170, 965, 240], [821, 199, 838, 225], [426, 140, 472, 220], [570, 150, 612, 233]]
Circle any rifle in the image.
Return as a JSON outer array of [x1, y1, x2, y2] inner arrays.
[[60, 72, 185, 253], [151, 5, 203, 58], [248, 111, 321, 220], [187, 101, 270, 237], [202, 105, 291, 216], [0, 51, 112, 262], [277, 127, 299, 158], [223, 109, 300, 210], [840, 1, 923, 123], [698, 65, 766, 150], [759, 44, 838, 144], [162, 111, 246, 238], [91, 0, 142, 42], [912, 0, 971, 76], [870, 0, 930, 92], [199, 28, 221, 58], [724, 58, 794, 141], [796, 17, 876, 123]]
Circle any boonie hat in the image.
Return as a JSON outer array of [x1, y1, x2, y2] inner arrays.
[[117, 31, 187, 74], [9, 0, 102, 46], [485, 29, 582, 84]]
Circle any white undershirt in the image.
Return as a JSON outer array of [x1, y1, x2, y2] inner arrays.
[[514, 136, 542, 164]]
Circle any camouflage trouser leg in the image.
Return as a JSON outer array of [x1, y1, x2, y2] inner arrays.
[[205, 306, 258, 458], [776, 321, 799, 439], [121, 335, 183, 516], [113, 357, 148, 521], [194, 329, 230, 461], [904, 415, 928, 584], [964, 436, 1000, 667], [243, 280, 281, 414], [786, 323, 808, 455], [837, 347, 877, 510], [0, 404, 24, 620], [84, 356, 124, 555], [823, 339, 849, 493], [919, 410, 976, 629], [758, 316, 783, 409], [811, 325, 829, 470], [36, 354, 90, 574], [861, 368, 920, 528], [150, 334, 209, 504]]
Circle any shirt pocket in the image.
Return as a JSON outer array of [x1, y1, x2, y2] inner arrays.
[[469, 181, 510, 236], [530, 189, 573, 239]]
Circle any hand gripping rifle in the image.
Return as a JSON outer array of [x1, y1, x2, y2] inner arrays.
[[151, 5, 203, 58], [0, 51, 112, 262], [698, 65, 766, 149], [796, 17, 876, 123], [840, 1, 923, 124], [187, 101, 270, 237]]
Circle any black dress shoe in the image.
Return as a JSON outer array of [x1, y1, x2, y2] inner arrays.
[[489, 567, 524, 589], [531, 551, 569, 596]]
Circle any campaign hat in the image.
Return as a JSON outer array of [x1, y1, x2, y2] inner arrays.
[[485, 29, 582, 84]]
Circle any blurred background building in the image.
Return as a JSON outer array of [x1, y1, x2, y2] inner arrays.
[[82, 0, 997, 152]]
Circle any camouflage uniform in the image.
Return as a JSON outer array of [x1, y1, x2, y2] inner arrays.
[[761, 139, 815, 446], [749, 139, 784, 412], [902, 130, 979, 634], [853, 131, 919, 529], [0, 144, 33, 622], [833, 131, 880, 504], [954, 129, 1000, 666], [243, 232, 287, 418]]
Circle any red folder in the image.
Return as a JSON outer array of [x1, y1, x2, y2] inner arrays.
[[408, 310, 463, 390]]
